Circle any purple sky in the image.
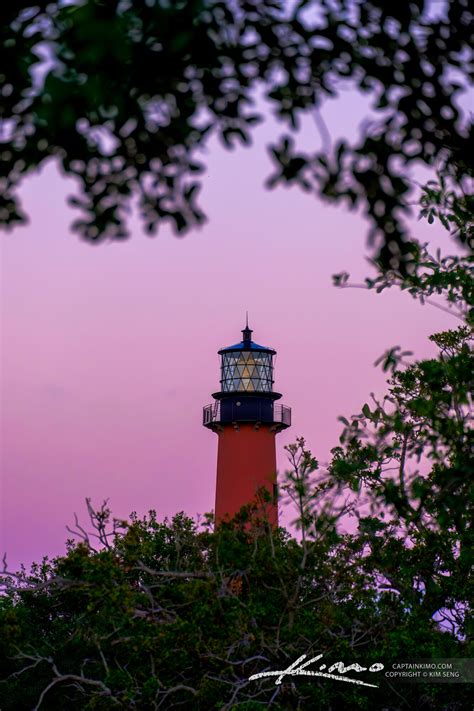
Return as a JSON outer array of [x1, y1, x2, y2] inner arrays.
[[1, 90, 455, 570]]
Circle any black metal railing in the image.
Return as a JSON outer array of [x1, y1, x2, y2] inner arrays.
[[203, 401, 219, 426], [278, 404, 292, 426], [203, 402, 291, 427]]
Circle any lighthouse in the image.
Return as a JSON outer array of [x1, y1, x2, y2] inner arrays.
[[203, 320, 291, 526]]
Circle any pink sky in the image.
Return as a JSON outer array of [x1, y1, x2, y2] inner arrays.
[[1, 91, 455, 570]]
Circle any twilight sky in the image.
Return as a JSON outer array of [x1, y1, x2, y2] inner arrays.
[[1, 89, 455, 570]]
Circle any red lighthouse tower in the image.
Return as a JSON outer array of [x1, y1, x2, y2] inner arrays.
[[203, 320, 291, 526]]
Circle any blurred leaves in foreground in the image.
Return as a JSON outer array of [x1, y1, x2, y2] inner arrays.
[[1, 0, 472, 268]]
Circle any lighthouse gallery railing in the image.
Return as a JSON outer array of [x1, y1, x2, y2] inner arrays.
[[203, 401, 291, 427]]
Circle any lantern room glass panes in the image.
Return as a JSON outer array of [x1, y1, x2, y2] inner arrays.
[[221, 351, 273, 392]]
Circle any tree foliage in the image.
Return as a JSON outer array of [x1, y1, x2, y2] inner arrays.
[[1, 0, 472, 267], [330, 322, 473, 626], [0, 494, 471, 710]]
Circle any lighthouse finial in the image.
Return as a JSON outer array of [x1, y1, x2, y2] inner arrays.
[[242, 313, 252, 344]]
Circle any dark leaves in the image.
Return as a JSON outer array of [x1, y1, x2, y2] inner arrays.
[[0, 0, 471, 265]]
